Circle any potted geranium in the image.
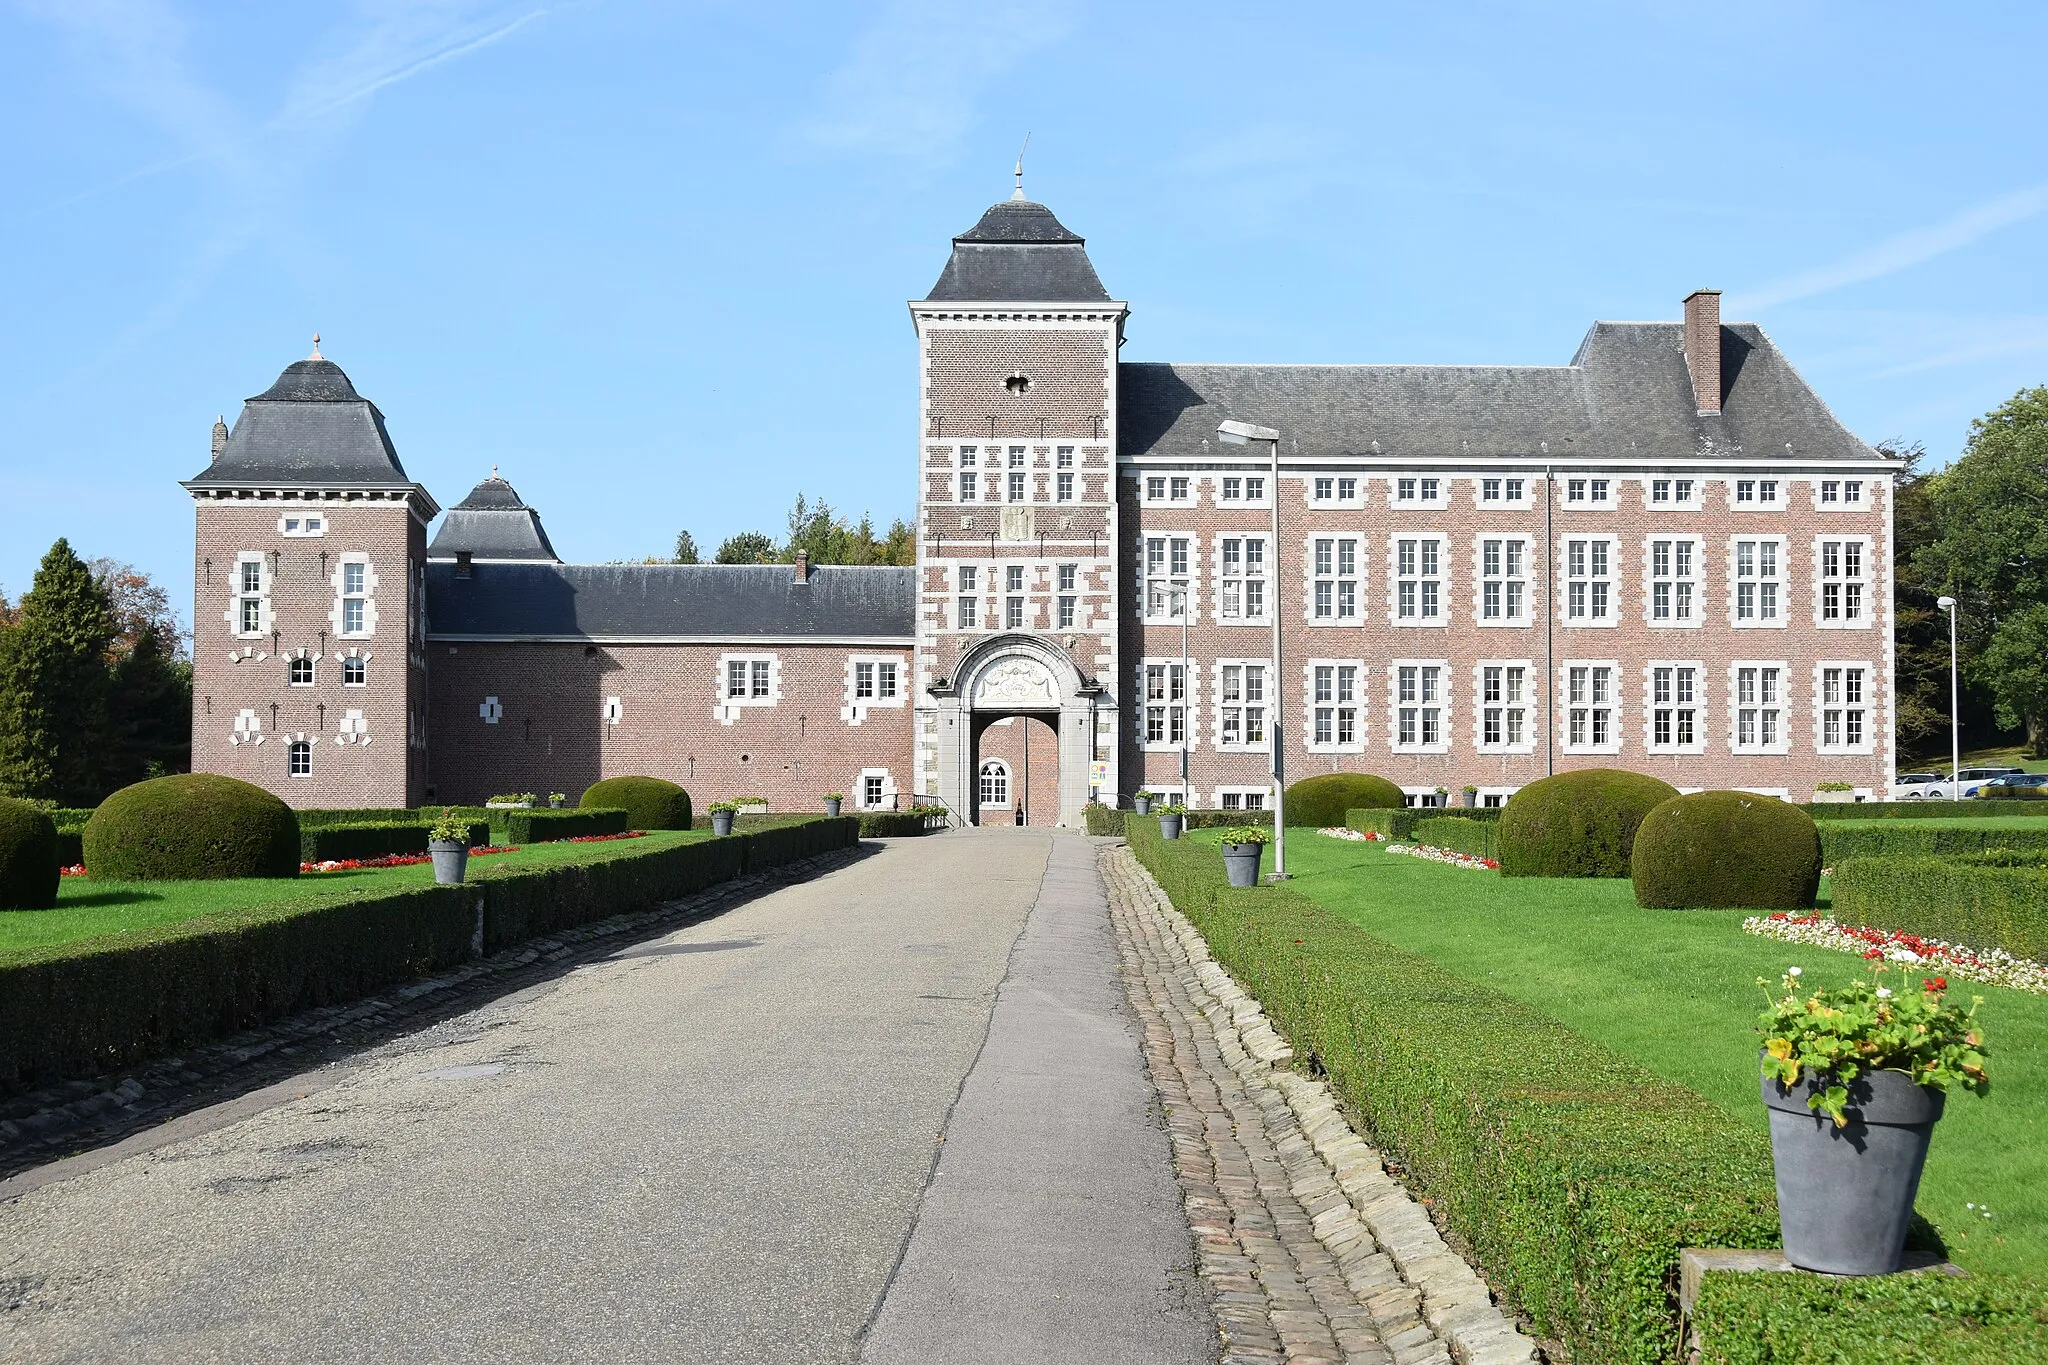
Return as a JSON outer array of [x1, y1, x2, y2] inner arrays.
[[1221, 825, 1268, 887], [823, 792, 844, 817], [427, 810, 472, 884], [1460, 784, 1479, 809], [1812, 781, 1857, 804], [547, 791, 566, 809], [1133, 789, 1156, 816], [1158, 802, 1186, 840], [708, 800, 741, 836], [1757, 964, 1989, 1275]]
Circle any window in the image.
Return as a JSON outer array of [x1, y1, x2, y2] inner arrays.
[[288, 740, 312, 778], [1648, 538, 1698, 625], [233, 554, 266, 636], [1004, 564, 1025, 629], [1146, 475, 1166, 500], [1818, 538, 1868, 626], [1734, 479, 1780, 506], [1310, 536, 1361, 622], [1819, 479, 1865, 507], [1819, 665, 1870, 751], [1056, 564, 1077, 629], [1566, 664, 1616, 751], [1733, 538, 1784, 626], [1218, 476, 1265, 502], [279, 513, 326, 537], [978, 760, 1010, 807], [1479, 537, 1528, 623], [339, 559, 370, 636], [342, 656, 367, 686], [723, 656, 774, 703], [1565, 537, 1614, 623], [1217, 788, 1267, 811], [1056, 471, 1074, 501], [957, 565, 979, 630], [1309, 662, 1361, 749], [289, 656, 315, 686], [1478, 663, 1529, 750], [1057, 446, 1075, 469], [864, 773, 887, 808], [1170, 475, 1189, 501], [853, 660, 900, 700], [1220, 477, 1240, 501], [1145, 536, 1189, 621], [1006, 446, 1027, 502], [1735, 664, 1786, 750], [1395, 476, 1442, 505], [1394, 663, 1444, 749], [1144, 662, 1189, 746], [1218, 663, 1268, 747], [1393, 537, 1443, 623], [959, 469, 978, 501], [1479, 477, 1526, 505], [1566, 478, 1611, 506], [1650, 478, 1696, 506], [1310, 476, 1359, 504], [1649, 665, 1701, 752], [1219, 536, 1267, 622]]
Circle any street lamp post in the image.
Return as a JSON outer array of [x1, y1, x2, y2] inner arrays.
[[1173, 584, 1191, 804], [1938, 595, 1959, 802], [1217, 418, 1288, 879]]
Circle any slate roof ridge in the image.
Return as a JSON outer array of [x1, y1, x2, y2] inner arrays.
[[1125, 360, 1584, 372], [1737, 321, 1886, 460]]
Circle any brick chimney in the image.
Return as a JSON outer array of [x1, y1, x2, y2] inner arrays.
[[793, 550, 810, 584], [211, 415, 229, 461], [1683, 289, 1723, 416]]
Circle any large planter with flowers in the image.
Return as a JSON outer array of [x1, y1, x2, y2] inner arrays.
[[709, 802, 739, 837], [1133, 791, 1155, 816], [1756, 966, 1988, 1275], [1158, 807, 1185, 841], [1221, 826, 1267, 887]]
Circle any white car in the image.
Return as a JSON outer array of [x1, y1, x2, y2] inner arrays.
[[1892, 766, 2026, 800]]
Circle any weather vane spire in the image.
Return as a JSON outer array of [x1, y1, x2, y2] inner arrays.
[[310, 332, 323, 360], [1012, 132, 1030, 201]]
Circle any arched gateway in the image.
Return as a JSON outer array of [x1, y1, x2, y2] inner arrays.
[[925, 634, 1102, 828]]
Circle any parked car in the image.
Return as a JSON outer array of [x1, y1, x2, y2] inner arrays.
[[1890, 772, 1945, 798], [1895, 765, 2027, 800], [1979, 772, 2048, 793]]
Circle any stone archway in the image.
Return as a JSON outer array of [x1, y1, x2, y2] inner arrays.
[[926, 635, 1100, 828]]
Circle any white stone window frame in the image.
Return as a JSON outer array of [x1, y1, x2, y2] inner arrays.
[[1388, 658, 1451, 755], [1473, 474, 1533, 510], [1813, 659, 1877, 756], [1307, 473, 1365, 509], [1476, 785, 1518, 809], [1812, 533, 1874, 631], [1212, 531, 1271, 628], [1303, 533, 1365, 628], [227, 551, 272, 640], [978, 757, 1012, 808], [1138, 656, 1199, 754], [1729, 659, 1793, 756], [1303, 658, 1367, 755], [1728, 534, 1789, 630], [1812, 476, 1870, 512], [337, 646, 371, 686], [1211, 473, 1271, 507], [602, 696, 624, 727], [1388, 473, 1449, 509], [1644, 476, 1704, 511], [479, 695, 503, 725], [330, 553, 380, 639], [229, 707, 264, 746], [1559, 658, 1623, 756], [286, 734, 315, 777], [1472, 532, 1532, 629], [1643, 659, 1708, 755], [1212, 785, 1270, 812], [1388, 532, 1449, 628], [1561, 475, 1616, 509], [857, 768, 898, 810], [1729, 476, 1785, 510], [843, 653, 909, 725], [1472, 658, 1537, 755], [1211, 657, 1274, 753], [1642, 533, 1705, 630], [1559, 533, 1620, 630], [335, 707, 370, 746], [286, 646, 318, 687], [999, 444, 1032, 504], [714, 652, 782, 725], [1401, 785, 1450, 810], [1141, 534, 1194, 625], [277, 512, 328, 538], [1141, 470, 1196, 507]]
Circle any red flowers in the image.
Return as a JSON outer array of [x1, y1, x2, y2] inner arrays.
[[1926, 976, 1949, 992], [562, 831, 647, 844], [303, 845, 520, 873]]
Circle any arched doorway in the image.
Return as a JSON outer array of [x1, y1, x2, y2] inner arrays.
[[971, 713, 1060, 826], [924, 634, 1102, 828]]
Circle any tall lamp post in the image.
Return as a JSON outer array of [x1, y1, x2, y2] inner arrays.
[[1217, 418, 1288, 879], [1172, 584, 1191, 804], [1938, 595, 1959, 802]]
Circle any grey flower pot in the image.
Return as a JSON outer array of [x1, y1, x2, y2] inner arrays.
[[711, 810, 736, 836], [1159, 813, 1184, 840], [428, 840, 469, 885], [1761, 1062, 1945, 1275], [1133, 796, 1153, 815], [1460, 790, 1477, 808], [1222, 841, 1264, 887], [824, 798, 842, 817], [548, 797, 563, 808]]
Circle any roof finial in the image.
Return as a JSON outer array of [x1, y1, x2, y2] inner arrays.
[[310, 332, 322, 360], [492, 464, 500, 478], [1012, 132, 1031, 201]]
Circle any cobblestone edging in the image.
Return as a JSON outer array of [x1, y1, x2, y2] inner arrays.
[[0, 848, 863, 1184], [1101, 845, 1539, 1365]]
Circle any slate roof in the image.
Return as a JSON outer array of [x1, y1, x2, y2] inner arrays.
[[925, 198, 1112, 303], [425, 563, 918, 640], [1119, 322, 1880, 462], [183, 358, 437, 504], [427, 474, 560, 562]]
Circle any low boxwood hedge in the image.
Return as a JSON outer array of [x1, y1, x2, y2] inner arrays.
[[1085, 804, 1126, 836], [1346, 806, 1499, 841], [1282, 773, 1404, 828], [1411, 815, 1500, 860], [1830, 851, 2048, 961], [1818, 821, 2048, 862], [0, 816, 858, 1094], [1691, 1264, 2048, 1364], [1125, 820, 1778, 1364], [495, 807, 629, 844], [1633, 792, 1821, 910], [83, 775, 300, 881], [580, 776, 692, 830], [300, 821, 491, 864], [1499, 769, 1678, 878], [294, 807, 419, 829], [856, 811, 930, 837], [0, 796, 60, 909], [1804, 801, 2048, 820]]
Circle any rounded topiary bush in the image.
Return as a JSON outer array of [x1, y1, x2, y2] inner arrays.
[[1498, 768, 1678, 878], [0, 796, 60, 909], [581, 776, 692, 830], [1282, 773, 1406, 828], [83, 775, 299, 881], [1632, 791, 1822, 909]]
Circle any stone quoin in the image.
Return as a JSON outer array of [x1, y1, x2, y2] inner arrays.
[[185, 197, 1896, 823]]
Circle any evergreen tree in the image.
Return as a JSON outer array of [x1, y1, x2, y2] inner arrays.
[[714, 531, 778, 564], [106, 623, 192, 786], [0, 539, 117, 804], [673, 530, 701, 564]]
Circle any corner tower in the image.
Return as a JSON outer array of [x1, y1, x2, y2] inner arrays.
[[910, 194, 1126, 825], [182, 347, 439, 808]]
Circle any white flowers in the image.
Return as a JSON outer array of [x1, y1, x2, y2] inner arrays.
[[1875, 987, 1893, 999], [1383, 843, 1498, 871], [1745, 914, 2048, 996], [1787, 966, 1803, 978]]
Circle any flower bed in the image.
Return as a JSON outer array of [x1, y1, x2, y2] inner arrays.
[[58, 864, 86, 878], [1744, 911, 2048, 995], [302, 846, 520, 874], [1319, 825, 1385, 841], [1385, 842, 1499, 871]]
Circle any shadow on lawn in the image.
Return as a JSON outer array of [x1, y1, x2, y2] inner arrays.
[[54, 889, 165, 908]]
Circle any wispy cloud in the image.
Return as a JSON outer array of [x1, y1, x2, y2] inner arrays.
[[1728, 184, 2048, 313], [281, 6, 547, 124]]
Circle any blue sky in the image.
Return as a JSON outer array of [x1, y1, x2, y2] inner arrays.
[[4, 1, 2045, 628]]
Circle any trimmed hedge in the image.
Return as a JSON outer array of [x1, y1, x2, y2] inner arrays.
[[581, 776, 692, 830], [1282, 773, 1405, 828], [1085, 804, 1126, 836], [300, 821, 491, 864], [1499, 769, 1678, 878], [1633, 792, 1822, 910], [1691, 1266, 2048, 1364], [496, 807, 629, 844], [1831, 851, 2048, 961], [1125, 820, 1778, 1364], [0, 797, 60, 909], [1412, 815, 1500, 860], [856, 811, 934, 837], [1818, 821, 2048, 862], [1348, 807, 1499, 841], [295, 807, 418, 829], [53, 829, 82, 871], [83, 775, 300, 881], [1805, 801, 2048, 820], [0, 817, 858, 1093]]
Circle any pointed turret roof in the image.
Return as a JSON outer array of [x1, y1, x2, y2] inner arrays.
[[925, 198, 1110, 303], [427, 472, 560, 562]]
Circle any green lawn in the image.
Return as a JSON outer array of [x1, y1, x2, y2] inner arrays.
[[0, 830, 707, 956], [1226, 829, 2048, 1278]]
